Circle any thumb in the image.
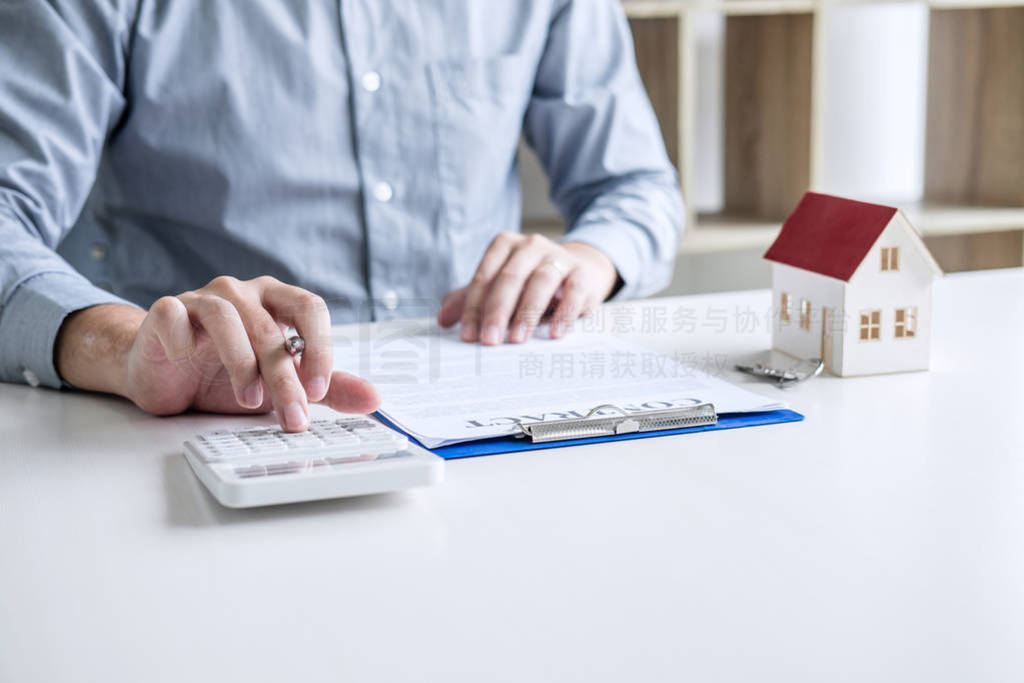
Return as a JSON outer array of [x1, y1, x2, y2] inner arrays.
[[319, 370, 381, 414]]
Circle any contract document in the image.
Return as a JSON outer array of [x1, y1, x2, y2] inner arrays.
[[333, 323, 785, 449]]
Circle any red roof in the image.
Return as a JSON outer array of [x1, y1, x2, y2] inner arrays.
[[764, 192, 898, 282]]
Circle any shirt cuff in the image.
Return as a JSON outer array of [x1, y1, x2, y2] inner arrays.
[[560, 221, 646, 301], [0, 271, 134, 389]]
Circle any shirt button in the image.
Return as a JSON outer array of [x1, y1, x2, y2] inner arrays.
[[361, 71, 382, 92], [21, 367, 41, 388], [372, 182, 394, 203], [90, 243, 107, 261], [381, 290, 399, 311]]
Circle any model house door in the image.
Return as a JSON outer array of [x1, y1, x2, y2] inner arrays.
[[821, 306, 834, 373]]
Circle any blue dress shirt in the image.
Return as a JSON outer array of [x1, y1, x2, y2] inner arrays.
[[0, 0, 683, 389]]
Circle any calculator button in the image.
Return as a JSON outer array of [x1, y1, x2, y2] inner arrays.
[[236, 429, 268, 440], [376, 450, 411, 460], [241, 437, 287, 452], [190, 418, 405, 471], [208, 447, 249, 459], [321, 434, 359, 447], [355, 430, 386, 441], [333, 417, 371, 427], [282, 431, 320, 441], [204, 434, 245, 444]]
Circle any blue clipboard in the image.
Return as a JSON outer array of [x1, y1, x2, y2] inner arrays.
[[376, 409, 805, 460]]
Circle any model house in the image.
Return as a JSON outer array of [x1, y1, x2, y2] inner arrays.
[[764, 192, 942, 376]]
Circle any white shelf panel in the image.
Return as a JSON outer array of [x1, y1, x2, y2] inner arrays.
[[902, 203, 1024, 236], [526, 203, 1024, 257], [621, 0, 688, 18], [686, 203, 1024, 252], [523, 216, 780, 254], [685, 214, 781, 253], [704, 0, 816, 15], [927, 0, 1024, 9]]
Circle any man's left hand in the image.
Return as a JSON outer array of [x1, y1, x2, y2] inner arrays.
[[438, 232, 618, 345]]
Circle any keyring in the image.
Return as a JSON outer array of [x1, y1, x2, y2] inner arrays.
[[735, 357, 824, 387]]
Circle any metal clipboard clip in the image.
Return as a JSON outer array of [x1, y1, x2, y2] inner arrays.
[[735, 358, 824, 387], [517, 402, 718, 444]]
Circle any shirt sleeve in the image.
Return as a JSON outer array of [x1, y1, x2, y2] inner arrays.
[[0, 0, 138, 388], [522, 0, 684, 301]]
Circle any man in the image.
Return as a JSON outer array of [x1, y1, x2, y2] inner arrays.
[[0, 0, 682, 432]]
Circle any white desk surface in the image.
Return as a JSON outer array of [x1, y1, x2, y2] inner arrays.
[[2, 269, 1022, 683]]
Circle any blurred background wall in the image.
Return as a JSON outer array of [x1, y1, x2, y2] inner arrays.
[[520, 0, 1024, 295]]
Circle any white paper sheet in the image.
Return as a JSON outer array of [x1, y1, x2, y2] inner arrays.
[[333, 322, 784, 448]]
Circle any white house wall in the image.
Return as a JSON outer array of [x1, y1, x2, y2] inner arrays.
[[840, 215, 934, 375], [771, 263, 846, 369]]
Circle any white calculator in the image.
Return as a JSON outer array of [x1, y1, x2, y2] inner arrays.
[[183, 416, 443, 508]]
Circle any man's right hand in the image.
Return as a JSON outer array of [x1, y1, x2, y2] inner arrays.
[[55, 276, 380, 432]]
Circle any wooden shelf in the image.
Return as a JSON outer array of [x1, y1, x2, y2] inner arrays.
[[688, 203, 1024, 250], [923, 230, 1024, 272], [527, 202, 1024, 257], [723, 12, 815, 221], [627, 11, 687, 173], [521, 0, 1024, 275], [924, 6, 1024, 206]]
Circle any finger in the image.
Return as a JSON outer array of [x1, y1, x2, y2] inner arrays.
[[459, 232, 517, 342], [508, 263, 566, 343], [438, 287, 467, 328], [549, 272, 590, 339], [182, 294, 262, 409], [478, 239, 550, 345], [147, 296, 194, 363], [319, 371, 381, 414], [235, 302, 309, 432], [260, 282, 332, 402]]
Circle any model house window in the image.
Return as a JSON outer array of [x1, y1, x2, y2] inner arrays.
[[881, 246, 900, 272], [894, 307, 917, 338], [780, 292, 791, 323], [859, 310, 881, 341], [799, 299, 811, 331]]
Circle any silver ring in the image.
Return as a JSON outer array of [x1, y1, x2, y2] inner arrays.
[[541, 257, 569, 278], [285, 335, 305, 356]]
